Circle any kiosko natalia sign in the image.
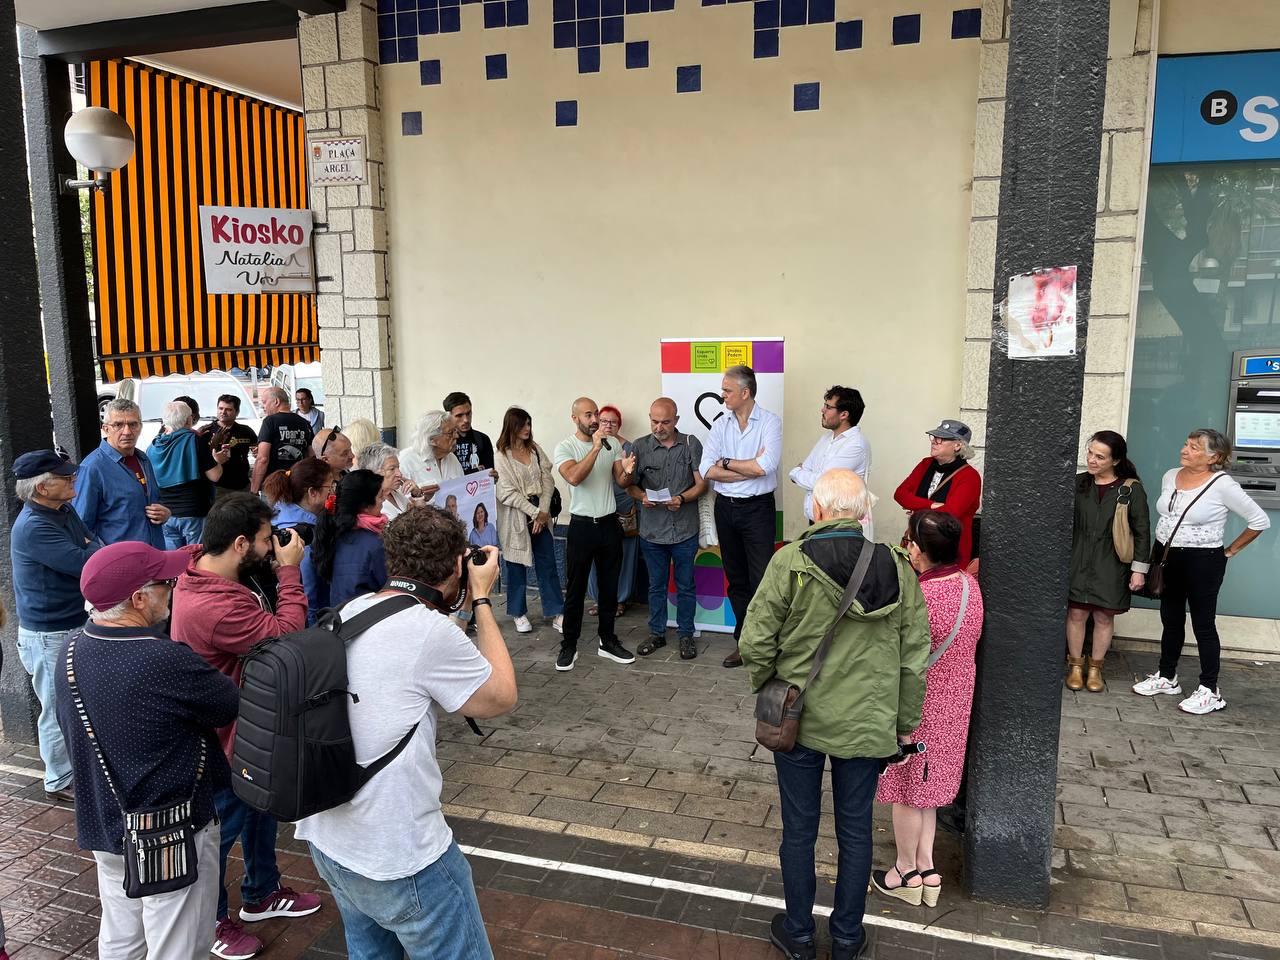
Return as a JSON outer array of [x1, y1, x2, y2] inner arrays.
[[310, 136, 367, 186], [198, 206, 315, 294], [1152, 51, 1280, 163]]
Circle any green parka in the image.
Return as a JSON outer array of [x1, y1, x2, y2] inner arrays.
[[1068, 474, 1152, 613], [739, 519, 930, 760]]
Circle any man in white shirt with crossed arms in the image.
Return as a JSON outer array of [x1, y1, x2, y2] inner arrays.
[[790, 385, 872, 532]]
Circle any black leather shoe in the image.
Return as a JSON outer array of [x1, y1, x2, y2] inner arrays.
[[831, 932, 868, 960], [768, 914, 816, 960], [637, 634, 667, 656]]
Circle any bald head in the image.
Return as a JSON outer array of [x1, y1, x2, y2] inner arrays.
[[812, 469, 870, 522], [649, 397, 679, 443], [570, 397, 600, 439]]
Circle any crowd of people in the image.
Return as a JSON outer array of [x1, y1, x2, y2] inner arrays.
[[0, 364, 1269, 960]]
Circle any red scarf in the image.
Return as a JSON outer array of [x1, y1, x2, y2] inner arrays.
[[356, 512, 389, 536]]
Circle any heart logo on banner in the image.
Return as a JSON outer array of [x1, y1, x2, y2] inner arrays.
[[694, 391, 726, 431], [466, 480, 479, 497]]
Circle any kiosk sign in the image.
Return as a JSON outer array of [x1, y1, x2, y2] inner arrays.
[[310, 136, 367, 185], [197, 206, 315, 294]]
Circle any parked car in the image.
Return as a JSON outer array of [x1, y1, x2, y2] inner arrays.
[[269, 361, 324, 409], [114, 371, 262, 449]]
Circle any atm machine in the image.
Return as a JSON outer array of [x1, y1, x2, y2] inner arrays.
[[1226, 348, 1280, 509]]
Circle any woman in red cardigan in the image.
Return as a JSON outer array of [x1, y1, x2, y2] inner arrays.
[[894, 419, 983, 568]]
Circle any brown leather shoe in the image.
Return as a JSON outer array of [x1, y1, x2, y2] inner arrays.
[[45, 786, 75, 804], [722, 650, 743, 668], [1086, 658, 1105, 692], [1065, 655, 1085, 691]]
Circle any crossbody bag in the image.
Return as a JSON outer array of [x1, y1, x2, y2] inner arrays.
[[925, 573, 971, 669], [529, 447, 563, 520], [1111, 479, 1138, 563], [66, 633, 206, 899], [1140, 473, 1224, 599], [755, 536, 874, 753], [900, 464, 972, 548]]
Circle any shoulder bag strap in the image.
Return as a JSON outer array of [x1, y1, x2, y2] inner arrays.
[[1157, 473, 1225, 562], [928, 463, 971, 502], [793, 536, 875, 710], [336, 594, 420, 643], [925, 575, 971, 669]]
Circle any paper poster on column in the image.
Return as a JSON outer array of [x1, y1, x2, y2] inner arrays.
[[659, 338, 784, 634], [1006, 265, 1078, 359], [429, 474, 499, 546]]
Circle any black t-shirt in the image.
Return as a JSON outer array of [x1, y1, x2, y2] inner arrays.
[[453, 430, 494, 474], [158, 441, 218, 518], [203, 423, 259, 491], [257, 413, 314, 476]]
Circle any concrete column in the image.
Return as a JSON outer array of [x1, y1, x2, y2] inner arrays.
[[299, 1, 398, 442], [964, 0, 1111, 908]]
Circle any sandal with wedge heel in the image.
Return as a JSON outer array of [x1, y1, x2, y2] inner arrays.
[[870, 866, 923, 905], [919, 869, 942, 907]]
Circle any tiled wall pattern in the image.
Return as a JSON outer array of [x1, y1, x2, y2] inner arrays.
[[377, 0, 981, 129]]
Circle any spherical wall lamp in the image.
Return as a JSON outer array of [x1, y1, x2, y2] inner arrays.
[[62, 106, 135, 193]]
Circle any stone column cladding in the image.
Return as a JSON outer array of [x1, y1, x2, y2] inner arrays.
[[961, 0, 1159, 469], [299, 1, 397, 439]]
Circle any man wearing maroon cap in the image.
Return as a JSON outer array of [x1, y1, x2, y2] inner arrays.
[[55, 541, 239, 959]]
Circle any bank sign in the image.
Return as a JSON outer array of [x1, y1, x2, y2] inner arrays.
[[1152, 52, 1280, 164], [197, 206, 315, 295]]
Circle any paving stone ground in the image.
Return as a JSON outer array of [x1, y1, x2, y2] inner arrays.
[[1, 605, 1279, 959]]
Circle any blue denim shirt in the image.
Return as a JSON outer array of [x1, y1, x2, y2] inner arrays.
[[72, 439, 165, 549], [10, 501, 101, 632]]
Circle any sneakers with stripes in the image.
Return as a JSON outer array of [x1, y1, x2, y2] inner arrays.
[[1178, 685, 1226, 715], [238, 886, 322, 922], [211, 918, 262, 959], [1131, 672, 1181, 697]]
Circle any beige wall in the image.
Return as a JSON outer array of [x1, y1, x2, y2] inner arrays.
[[1158, 0, 1280, 54], [380, 4, 981, 538]]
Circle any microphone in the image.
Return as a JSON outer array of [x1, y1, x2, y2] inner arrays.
[[600, 438, 612, 451]]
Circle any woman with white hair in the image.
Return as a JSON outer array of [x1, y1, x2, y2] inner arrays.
[[358, 442, 415, 520], [399, 410, 463, 499], [893, 419, 982, 569], [148, 399, 229, 548]]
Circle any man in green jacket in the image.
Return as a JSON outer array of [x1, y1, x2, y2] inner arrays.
[[740, 469, 930, 960]]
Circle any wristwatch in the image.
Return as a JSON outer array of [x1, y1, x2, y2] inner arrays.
[[721, 456, 732, 471]]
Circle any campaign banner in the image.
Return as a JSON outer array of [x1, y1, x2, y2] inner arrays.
[[659, 338, 784, 634], [430, 473, 500, 548], [198, 205, 315, 294]]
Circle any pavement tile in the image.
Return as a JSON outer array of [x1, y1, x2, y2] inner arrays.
[[1221, 844, 1280, 875], [1061, 803, 1168, 837], [1194, 922, 1280, 949], [455, 785, 544, 816], [1181, 865, 1280, 904], [1053, 825, 1118, 853], [702, 822, 783, 856], [564, 823, 657, 850], [532, 796, 627, 829], [1125, 884, 1250, 926], [647, 771, 735, 799], [1058, 764, 1151, 791], [675, 794, 770, 827], [1066, 851, 1182, 890], [570, 760, 657, 785], [444, 762, 530, 789], [1048, 874, 1129, 910], [1183, 761, 1280, 785], [1055, 783, 1106, 806], [1111, 833, 1225, 868], [483, 811, 572, 835], [1202, 800, 1280, 828], [1243, 783, 1280, 807], [436, 740, 511, 765], [554, 739, 637, 764], [484, 728, 566, 753], [1165, 815, 1277, 849], [653, 837, 748, 864], [1146, 773, 1248, 802], [625, 749, 711, 775], [703, 757, 777, 785], [1105, 787, 1207, 819], [516, 772, 606, 801], [594, 782, 685, 814], [615, 808, 712, 843], [497, 751, 582, 776], [1243, 899, 1280, 933]]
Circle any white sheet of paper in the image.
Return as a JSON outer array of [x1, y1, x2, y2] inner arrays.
[[646, 487, 672, 503]]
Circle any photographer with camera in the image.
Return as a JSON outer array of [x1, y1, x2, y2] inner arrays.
[[170, 492, 319, 960], [295, 506, 515, 958]]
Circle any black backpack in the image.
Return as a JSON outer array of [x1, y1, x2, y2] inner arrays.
[[231, 594, 421, 822]]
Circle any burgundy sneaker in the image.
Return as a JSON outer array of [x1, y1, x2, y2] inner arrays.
[[211, 918, 262, 959], [239, 885, 322, 922]]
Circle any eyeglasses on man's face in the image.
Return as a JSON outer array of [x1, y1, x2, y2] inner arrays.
[[106, 420, 142, 431]]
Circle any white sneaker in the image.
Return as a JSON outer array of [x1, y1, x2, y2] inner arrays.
[[1178, 685, 1225, 715], [552, 615, 563, 634], [1132, 672, 1182, 697], [513, 615, 533, 633]]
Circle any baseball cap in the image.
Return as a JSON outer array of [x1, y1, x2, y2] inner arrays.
[[81, 542, 190, 611], [926, 420, 973, 444], [14, 450, 77, 480]]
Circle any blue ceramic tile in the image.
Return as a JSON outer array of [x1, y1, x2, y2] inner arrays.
[[420, 58, 442, 84], [835, 18, 861, 49], [377, 0, 395, 13], [951, 7, 981, 37], [578, 0, 600, 17], [396, 11, 416, 35], [651, 0, 673, 11], [421, 0, 438, 9], [578, 45, 600, 72], [553, 0, 574, 19], [398, 35, 418, 60], [378, 13, 396, 38], [602, 16, 623, 42], [402, 111, 423, 135], [626, 0, 650, 13], [379, 38, 398, 63], [676, 64, 700, 92], [625, 40, 649, 67], [754, 0, 779, 29], [553, 21, 576, 45], [807, 0, 833, 23], [507, 0, 529, 22], [484, 1, 506, 25], [486, 53, 508, 78], [780, 0, 804, 27], [892, 13, 920, 43], [440, 6, 460, 29], [794, 81, 819, 110], [753, 28, 778, 57], [603, 0, 624, 15], [396, 0, 415, 10], [419, 10, 439, 33], [577, 19, 600, 45], [556, 100, 578, 126]]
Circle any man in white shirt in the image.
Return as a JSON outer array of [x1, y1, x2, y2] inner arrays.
[[294, 506, 515, 959], [790, 386, 872, 523], [554, 397, 638, 672], [698, 365, 783, 667]]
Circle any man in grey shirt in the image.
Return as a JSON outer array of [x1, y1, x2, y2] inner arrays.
[[627, 398, 707, 660]]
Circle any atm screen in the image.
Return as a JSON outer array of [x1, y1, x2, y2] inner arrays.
[[1234, 410, 1280, 449]]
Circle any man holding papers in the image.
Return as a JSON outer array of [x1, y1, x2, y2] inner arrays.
[[627, 398, 707, 660]]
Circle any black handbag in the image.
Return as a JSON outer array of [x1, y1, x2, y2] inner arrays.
[[531, 448, 563, 519], [66, 634, 206, 899]]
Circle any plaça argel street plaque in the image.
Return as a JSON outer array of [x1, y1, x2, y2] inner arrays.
[[197, 206, 315, 294], [310, 135, 367, 186]]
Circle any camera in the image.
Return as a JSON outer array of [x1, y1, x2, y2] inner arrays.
[[467, 546, 487, 566], [271, 524, 314, 548]]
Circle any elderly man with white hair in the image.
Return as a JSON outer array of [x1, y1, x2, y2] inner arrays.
[[399, 410, 464, 498], [739, 468, 929, 960], [251, 386, 314, 494], [148, 399, 230, 548]]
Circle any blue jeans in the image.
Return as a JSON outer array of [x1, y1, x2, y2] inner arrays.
[[15, 627, 75, 792], [310, 841, 493, 960], [214, 787, 281, 920], [505, 526, 564, 618], [639, 535, 698, 637], [773, 744, 880, 945], [163, 515, 205, 550]]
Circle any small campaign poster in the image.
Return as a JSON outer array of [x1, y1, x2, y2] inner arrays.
[[1006, 265, 1078, 359], [430, 474, 500, 548]]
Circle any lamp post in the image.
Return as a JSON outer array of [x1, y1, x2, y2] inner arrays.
[[61, 105, 133, 193]]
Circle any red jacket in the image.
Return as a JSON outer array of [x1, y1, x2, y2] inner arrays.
[[893, 458, 983, 566], [169, 552, 308, 758]]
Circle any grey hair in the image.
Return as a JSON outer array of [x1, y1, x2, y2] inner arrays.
[[92, 598, 135, 621], [812, 468, 871, 519], [957, 440, 975, 461], [724, 364, 757, 398], [162, 400, 192, 431], [410, 410, 451, 457], [105, 397, 141, 419], [261, 386, 289, 407], [15, 472, 58, 502], [1188, 427, 1232, 471], [358, 442, 398, 474]]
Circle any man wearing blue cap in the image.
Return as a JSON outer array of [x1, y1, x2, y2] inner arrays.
[[10, 450, 103, 802]]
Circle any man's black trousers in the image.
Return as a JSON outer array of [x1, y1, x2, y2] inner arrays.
[[714, 493, 776, 641], [562, 514, 623, 647]]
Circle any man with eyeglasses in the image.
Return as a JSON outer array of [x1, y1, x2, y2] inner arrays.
[[312, 426, 354, 474], [10, 450, 103, 803], [204, 394, 260, 495], [789, 386, 872, 528], [74, 397, 171, 548]]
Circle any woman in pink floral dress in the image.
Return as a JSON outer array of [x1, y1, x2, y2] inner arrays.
[[872, 510, 983, 907]]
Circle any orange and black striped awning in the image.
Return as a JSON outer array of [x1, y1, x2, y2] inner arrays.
[[86, 59, 318, 381]]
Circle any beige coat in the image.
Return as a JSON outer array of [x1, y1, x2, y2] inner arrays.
[[494, 443, 555, 567]]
